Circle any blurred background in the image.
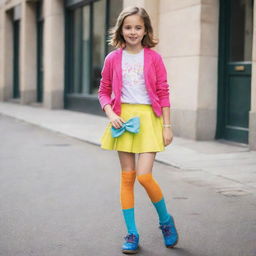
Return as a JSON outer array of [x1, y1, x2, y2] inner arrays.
[[0, 0, 255, 148]]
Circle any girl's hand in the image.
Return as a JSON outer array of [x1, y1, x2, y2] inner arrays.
[[108, 112, 125, 129], [104, 104, 125, 129], [163, 127, 173, 146]]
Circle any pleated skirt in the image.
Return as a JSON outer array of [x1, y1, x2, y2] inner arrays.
[[100, 103, 165, 153]]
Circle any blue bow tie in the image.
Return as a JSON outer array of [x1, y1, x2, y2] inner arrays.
[[111, 117, 140, 138]]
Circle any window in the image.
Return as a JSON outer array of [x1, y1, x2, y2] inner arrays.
[[65, 0, 123, 97], [228, 0, 253, 62]]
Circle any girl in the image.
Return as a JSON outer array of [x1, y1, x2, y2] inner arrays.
[[98, 6, 178, 254]]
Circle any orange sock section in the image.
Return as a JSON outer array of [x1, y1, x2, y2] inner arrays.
[[137, 173, 163, 203], [120, 170, 136, 210]]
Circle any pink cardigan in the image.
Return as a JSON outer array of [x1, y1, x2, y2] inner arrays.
[[98, 47, 170, 117]]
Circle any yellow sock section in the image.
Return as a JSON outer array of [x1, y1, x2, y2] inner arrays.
[[137, 173, 163, 203], [120, 170, 136, 210]]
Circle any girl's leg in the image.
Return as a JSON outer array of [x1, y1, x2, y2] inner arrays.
[[118, 151, 138, 235], [136, 152, 178, 247], [136, 152, 170, 224]]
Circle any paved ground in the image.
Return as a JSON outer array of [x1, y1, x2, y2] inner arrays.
[[0, 102, 256, 198], [0, 115, 256, 256]]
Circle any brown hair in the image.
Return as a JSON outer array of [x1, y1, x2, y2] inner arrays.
[[108, 6, 158, 48]]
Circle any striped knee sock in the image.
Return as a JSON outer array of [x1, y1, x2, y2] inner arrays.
[[120, 170, 138, 235], [137, 173, 170, 224]]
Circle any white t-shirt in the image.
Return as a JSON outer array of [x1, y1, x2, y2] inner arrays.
[[121, 49, 151, 104]]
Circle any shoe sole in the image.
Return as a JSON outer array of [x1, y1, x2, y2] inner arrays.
[[122, 247, 139, 254]]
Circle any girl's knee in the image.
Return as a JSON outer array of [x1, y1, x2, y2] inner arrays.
[[121, 170, 136, 186], [137, 172, 153, 185]]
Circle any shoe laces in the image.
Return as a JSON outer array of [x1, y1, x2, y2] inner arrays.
[[159, 225, 171, 236], [124, 234, 137, 243]]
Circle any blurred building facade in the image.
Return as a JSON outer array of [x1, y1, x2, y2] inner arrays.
[[0, 0, 255, 149]]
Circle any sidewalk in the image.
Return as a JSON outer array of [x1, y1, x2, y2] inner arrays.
[[1, 102, 256, 195]]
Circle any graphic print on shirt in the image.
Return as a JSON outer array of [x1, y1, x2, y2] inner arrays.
[[122, 63, 144, 86], [121, 49, 151, 105]]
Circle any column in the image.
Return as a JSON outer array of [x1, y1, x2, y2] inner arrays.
[[0, 6, 4, 100], [19, 0, 37, 104], [158, 0, 219, 140], [249, 1, 256, 150], [196, 0, 219, 140], [43, 0, 64, 109], [0, 8, 13, 101]]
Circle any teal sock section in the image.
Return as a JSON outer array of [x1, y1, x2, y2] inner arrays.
[[153, 198, 171, 225], [122, 208, 138, 235]]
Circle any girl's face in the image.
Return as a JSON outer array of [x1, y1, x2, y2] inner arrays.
[[121, 14, 146, 49]]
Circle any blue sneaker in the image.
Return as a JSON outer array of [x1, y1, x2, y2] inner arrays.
[[122, 233, 139, 254], [159, 215, 179, 248]]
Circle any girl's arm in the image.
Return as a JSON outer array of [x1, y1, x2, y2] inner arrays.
[[162, 106, 173, 146], [98, 56, 113, 111], [98, 54, 124, 129], [154, 54, 173, 146], [155, 55, 170, 108]]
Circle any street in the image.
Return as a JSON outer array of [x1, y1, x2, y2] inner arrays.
[[0, 114, 256, 256]]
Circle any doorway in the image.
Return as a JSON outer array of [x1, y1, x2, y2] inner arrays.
[[37, 1, 44, 103], [217, 0, 254, 144], [13, 19, 20, 99]]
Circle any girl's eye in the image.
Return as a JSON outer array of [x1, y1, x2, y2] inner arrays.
[[123, 26, 142, 30]]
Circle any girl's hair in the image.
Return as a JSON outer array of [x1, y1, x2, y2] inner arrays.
[[108, 6, 158, 48]]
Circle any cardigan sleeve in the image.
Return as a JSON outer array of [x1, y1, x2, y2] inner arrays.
[[155, 54, 171, 107], [98, 54, 113, 111]]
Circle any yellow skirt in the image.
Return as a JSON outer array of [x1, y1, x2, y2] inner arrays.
[[100, 104, 165, 153]]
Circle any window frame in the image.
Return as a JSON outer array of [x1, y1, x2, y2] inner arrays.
[[64, 0, 122, 115]]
